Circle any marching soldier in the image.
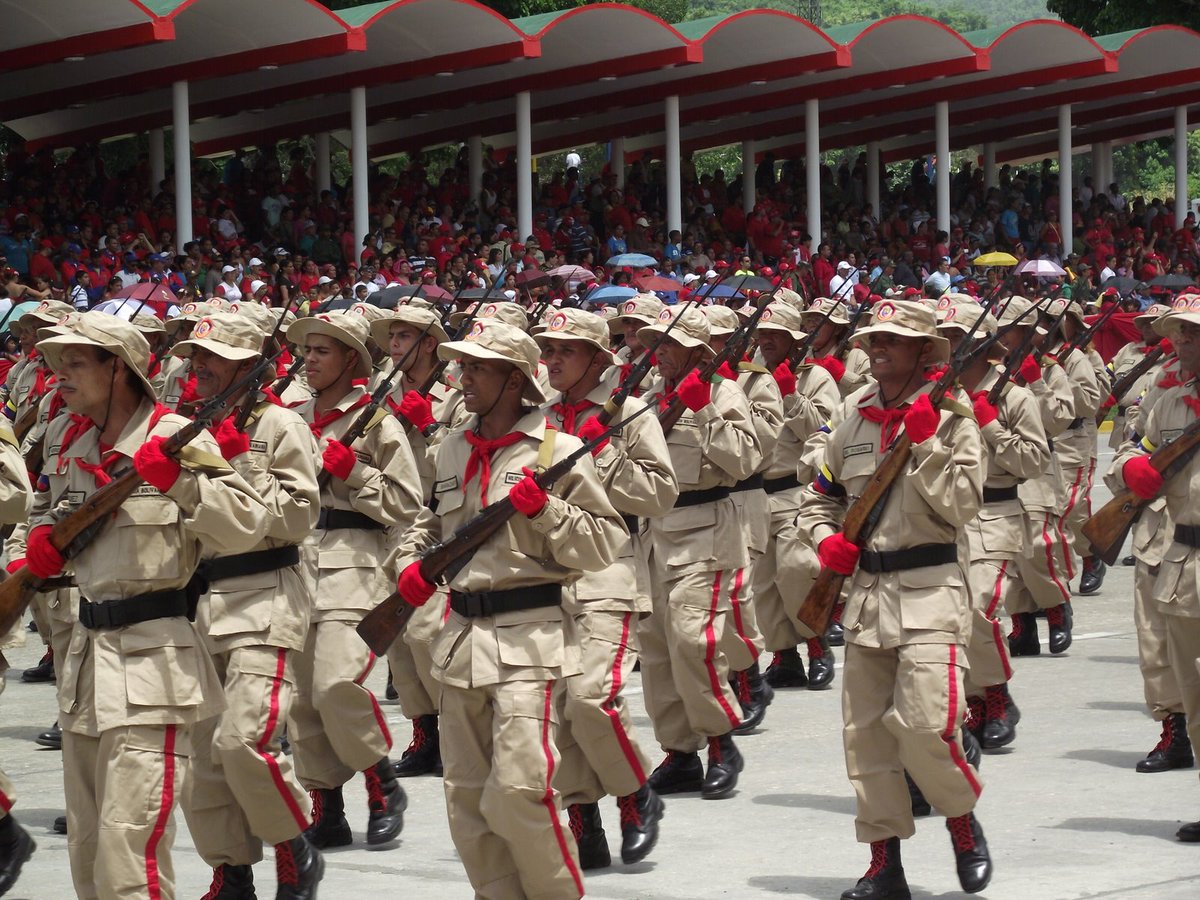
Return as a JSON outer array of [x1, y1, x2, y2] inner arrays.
[[637, 305, 761, 799], [608, 294, 664, 396], [170, 313, 324, 899], [802, 297, 872, 398], [794, 300, 991, 898], [284, 312, 422, 850], [25, 312, 268, 900], [161, 300, 224, 412], [1106, 304, 1172, 452], [393, 319, 626, 898], [535, 308, 677, 869]]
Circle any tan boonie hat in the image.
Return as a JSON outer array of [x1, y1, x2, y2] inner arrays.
[[448, 300, 528, 330], [636, 304, 714, 355], [995, 295, 1037, 330], [36, 310, 83, 340], [437, 320, 546, 403], [611, 294, 664, 330], [20, 299, 74, 330], [171, 312, 264, 362], [131, 312, 167, 337], [852, 299, 950, 363], [935, 296, 998, 337], [534, 308, 621, 366], [167, 299, 223, 333], [1154, 293, 1200, 337], [37, 311, 156, 399], [1134, 302, 1172, 324], [774, 287, 804, 309], [758, 302, 806, 340], [228, 299, 275, 337], [803, 296, 852, 327], [370, 304, 450, 350], [286, 311, 373, 378], [1040, 296, 1086, 325], [704, 305, 741, 337]]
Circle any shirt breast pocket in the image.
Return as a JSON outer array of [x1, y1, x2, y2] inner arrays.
[[496, 608, 564, 669], [668, 433, 703, 486], [113, 500, 182, 582]]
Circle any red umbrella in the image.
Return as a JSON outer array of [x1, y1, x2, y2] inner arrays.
[[634, 274, 683, 293], [418, 284, 453, 302], [105, 282, 181, 318]]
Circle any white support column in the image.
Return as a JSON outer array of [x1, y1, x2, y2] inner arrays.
[[1176, 106, 1189, 219], [805, 98, 820, 254], [1059, 104, 1073, 254], [171, 81, 192, 247], [516, 92, 533, 243], [315, 132, 331, 195], [866, 141, 881, 217], [350, 86, 369, 265], [935, 101, 951, 235], [983, 142, 996, 191], [742, 139, 756, 214], [612, 137, 626, 190], [665, 95, 682, 237], [468, 135, 483, 205], [149, 127, 165, 196], [1096, 140, 1111, 194]]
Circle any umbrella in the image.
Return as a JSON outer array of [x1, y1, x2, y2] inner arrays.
[[583, 285, 637, 305], [93, 296, 181, 321], [0, 300, 41, 332], [634, 274, 683, 293], [730, 276, 775, 293], [693, 283, 742, 300], [1017, 258, 1065, 277], [973, 251, 1019, 268], [606, 253, 658, 268], [372, 285, 420, 308], [1101, 276, 1141, 293], [101, 282, 180, 318], [1147, 274, 1195, 289], [547, 265, 593, 283], [515, 268, 552, 290]]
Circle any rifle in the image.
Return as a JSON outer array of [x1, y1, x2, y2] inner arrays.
[[0, 358, 271, 638], [415, 277, 507, 397], [796, 287, 1005, 635], [356, 400, 659, 655], [1083, 416, 1200, 565], [233, 305, 289, 432], [272, 356, 305, 395], [1060, 296, 1122, 361], [1096, 345, 1169, 426]]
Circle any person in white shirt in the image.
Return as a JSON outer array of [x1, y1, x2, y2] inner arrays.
[[116, 255, 142, 289], [566, 149, 582, 170], [923, 257, 952, 295], [828, 260, 856, 300]]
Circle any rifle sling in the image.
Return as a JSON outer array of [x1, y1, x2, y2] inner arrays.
[[1175, 524, 1200, 548]]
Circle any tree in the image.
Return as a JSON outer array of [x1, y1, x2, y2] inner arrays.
[[1047, 0, 1200, 34], [323, 0, 687, 23]]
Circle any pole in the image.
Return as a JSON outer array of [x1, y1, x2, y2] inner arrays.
[[516, 92, 533, 243], [149, 127, 165, 196], [935, 100, 950, 235], [665, 95, 682, 236], [1059, 104, 1073, 254], [315, 131, 331, 195], [351, 86, 369, 266], [172, 80, 192, 247], [805, 98, 820, 254]]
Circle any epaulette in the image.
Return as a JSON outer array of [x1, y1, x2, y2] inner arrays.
[[364, 407, 389, 433], [938, 395, 976, 421], [737, 361, 770, 375]]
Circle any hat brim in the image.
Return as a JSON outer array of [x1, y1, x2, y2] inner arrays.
[[170, 336, 260, 362], [370, 311, 450, 349], [635, 323, 715, 355], [1154, 311, 1200, 338], [852, 324, 951, 363], [286, 318, 372, 378], [609, 313, 659, 331], [758, 321, 805, 340], [533, 330, 622, 366], [37, 332, 156, 400], [437, 340, 547, 403]]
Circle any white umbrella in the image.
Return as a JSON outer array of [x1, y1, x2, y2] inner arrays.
[[1017, 258, 1066, 277]]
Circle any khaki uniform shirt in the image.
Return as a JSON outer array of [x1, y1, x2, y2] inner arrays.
[[159, 355, 191, 408], [9, 356, 53, 440], [1018, 360, 1075, 513], [0, 417, 33, 652], [734, 362, 783, 556], [394, 408, 627, 689], [1049, 344, 1102, 469]]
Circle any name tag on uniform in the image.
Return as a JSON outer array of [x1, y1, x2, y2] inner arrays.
[[504, 471, 525, 485], [676, 414, 697, 428], [249, 439, 268, 454], [66, 490, 85, 507], [434, 476, 459, 494], [844, 442, 873, 459], [132, 484, 161, 497], [48, 444, 61, 458], [1163, 429, 1184, 442]]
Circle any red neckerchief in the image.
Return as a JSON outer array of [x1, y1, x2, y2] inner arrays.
[[1159, 371, 1184, 390], [551, 397, 595, 435], [859, 402, 911, 450], [46, 388, 65, 422], [58, 403, 170, 487], [351, 377, 369, 387], [257, 387, 283, 407], [463, 430, 525, 504], [1182, 394, 1200, 418], [28, 352, 55, 402], [308, 394, 370, 439], [656, 388, 678, 412], [147, 356, 162, 379], [1140, 343, 1159, 355]]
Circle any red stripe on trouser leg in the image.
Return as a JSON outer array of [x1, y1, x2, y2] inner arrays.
[[144, 724, 177, 900], [942, 646, 983, 797], [256, 648, 311, 831], [986, 562, 1013, 681], [1057, 467, 1085, 579], [601, 611, 649, 785], [705, 570, 742, 730], [353, 650, 393, 750], [1041, 513, 1070, 605], [541, 681, 585, 897], [726, 567, 758, 660], [0, 788, 12, 814]]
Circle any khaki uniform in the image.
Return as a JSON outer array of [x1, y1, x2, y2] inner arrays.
[[1106, 341, 1160, 450], [158, 355, 191, 409], [39, 398, 268, 900], [1051, 345, 1103, 572], [812, 346, 872, 399], [289, 386, 423, 789], [639, 374, 761, 751], [395, 409, 626, 900], [541, 380, 678, 806], [796, 384, 985, 843], [181, 398, 322, 867]]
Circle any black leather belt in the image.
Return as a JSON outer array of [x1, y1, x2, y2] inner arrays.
[[1068, 417, 1084, 429], [1175, 524, 1200, 548], [621, 514, 640, 534], [39, 576, 76, 591], [982, 486, 1019, 503], [675, 486, 731, 508], [450, 583, 562, 618], [198, 545, 301, 583], [730, 473, 765, 493], [859, 542, 957, 574], [763, 474, 801, 494], [317, 508, 384, 531], [79, 587, 192, 629]]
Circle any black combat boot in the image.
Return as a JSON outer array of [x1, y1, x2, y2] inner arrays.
[[980, 684, 1017, 751], [1078, 556, 1106, 595], [701, 733, 743, 799], [305, 787, 352, 849], [567, 802, 610, 870], [1007, 612, 1040, 657], [1046, 602, 1072, 654], [617, 783, 663, 864], [806, 637, 836, 691], [648, 750, 703, 795], [1137, 713, 1194, 773], [840, 836, 910, 899], [0, 815, 36, 898], [20, 647, 53, 683], [200, 864, 256, 900], [965, 695, 985, 741], [363, 758, 407, 845], [962, 727, 983, 772], [764, 648, 808, 688], [827, 602, 847, 647], [35, 721, 61, 750], [906, 773, 931, 818], [733, 663, 774, 734], [52, 816, 67, 835], [392, 714, 441, 777], [946, 812, 993, 893], [274, 834, 323, 900]]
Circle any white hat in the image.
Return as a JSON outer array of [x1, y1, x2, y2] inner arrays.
[[221, 265, 237, 274], [249, 279, 267, 294], [248, 257, 264, 268], [318, 276, 333, 285], [683, 273, 701, 286]]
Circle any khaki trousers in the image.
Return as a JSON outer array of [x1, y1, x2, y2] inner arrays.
[[557, 609, 652, 805], [1163, 611, 1200, 776], [289, 619, 392, 790], [183, 646, 310, 867], [842, 642, 983, 844], [384, 591, 445, 720], [1010, 510, 1073, 613], [63, 724, 192, 900], [1064, 458, 1096, 563], [755, 496, 818, 652], [964, 560, 1015, 695], [718, 563, 762, 673], [639, 563, 744, 752], [440, 679, 585, 900], [1136, 563, 1183, 718]]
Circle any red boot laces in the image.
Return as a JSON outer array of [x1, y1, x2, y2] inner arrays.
[[948, 814, 976, 853], [864, 840, 890, 878], [985, 687, 1007, 723], [1046, 605, 1066, 628], [363, 768, 386, 813], [275, 842, 299, 886], [200, 868, 224, 900], [618, 793, 642, 829]]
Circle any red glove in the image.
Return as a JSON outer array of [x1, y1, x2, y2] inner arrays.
[[1019, 354, 1043, 384], [773, 361, 796, 397], [397, 561, 436, 608], [178, 374, 200, 406], [397, 392, 436, 431], [509, 466, 548, 517], [322, 439, 356, 481], [904, 394, 939, 444], [577, 416, 609, 456], [25, 525, 64, 579], [972, 393, 999, 428], [811, 355, 846, 383], [5, 557, 26, 575], [817, 533, 860, 576], [1123, 455, 1164, 500], [677, 370, 711, 412], [213, 417, 250, 461], [134, 435, 182, 493], [1160, 338, 1174, 355]]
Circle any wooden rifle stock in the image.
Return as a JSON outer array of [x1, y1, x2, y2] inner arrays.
[[1096, 346, 1166, 426]]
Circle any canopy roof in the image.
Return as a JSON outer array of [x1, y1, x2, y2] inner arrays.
[[4, 2, 1198, 167]]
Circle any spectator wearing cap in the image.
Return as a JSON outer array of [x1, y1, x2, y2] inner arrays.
[[828, 260, 857, 301], [215, 265, 243, 302]]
